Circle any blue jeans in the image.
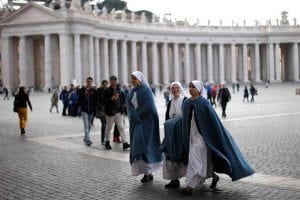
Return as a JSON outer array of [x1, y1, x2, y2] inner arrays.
[[82, 111, 94, 142]]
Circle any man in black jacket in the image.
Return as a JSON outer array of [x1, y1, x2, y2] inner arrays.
[[103, 76, 130, 150], [96, 80, 108, 145], [217, 83, 231, 118], [78, 77, 97, 146]]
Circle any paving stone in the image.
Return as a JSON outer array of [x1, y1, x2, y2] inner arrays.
[[0, 83, 300, 199]]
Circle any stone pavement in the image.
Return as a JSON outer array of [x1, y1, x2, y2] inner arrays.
[[0, 83, 300, 200]]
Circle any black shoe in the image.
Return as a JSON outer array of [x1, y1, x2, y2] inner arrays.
[[105, 141, 112, 150], [210, 174, 220, 189], [180, 187, 192, 196], [123, 143, 130, 150], [21, 128, 25, 135], [165, 179, 180, 188], [141, 174, 153, 183], [85, 141, 93, 146]]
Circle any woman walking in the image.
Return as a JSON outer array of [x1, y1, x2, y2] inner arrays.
[[160, 82, 188, 188], [180, 81, 254, 195], [14, 86, 32, 135], [126, 71, 163, 183]]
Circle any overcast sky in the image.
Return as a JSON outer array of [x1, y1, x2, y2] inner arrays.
[[125, 0, 299, 26]]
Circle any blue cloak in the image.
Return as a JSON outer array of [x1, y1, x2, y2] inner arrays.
[[182, 97, 255, 181], [127, 84, 163, 164], [159, 118, 188, 164]]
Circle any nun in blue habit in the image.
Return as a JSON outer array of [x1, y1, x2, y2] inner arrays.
[[159, 82, 188, 188], [127, 71, 163, 183], [180, 81, 254, 195]]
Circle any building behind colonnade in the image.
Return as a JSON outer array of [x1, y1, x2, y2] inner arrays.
[[0, 1, 299, 91]]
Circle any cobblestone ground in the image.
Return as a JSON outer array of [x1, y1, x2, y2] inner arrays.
[[0, 83, 300, 200]]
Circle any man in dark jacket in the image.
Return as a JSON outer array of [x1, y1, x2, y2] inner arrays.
[[59, 86, 69, 116], [78, 77, 97, 146], [103, 75, 130, 150], [96, 80, 108, 145], [217, 83, 231, 118]]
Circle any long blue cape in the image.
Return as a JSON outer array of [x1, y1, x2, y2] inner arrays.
[[159, 118, 188, 164], [127, 84, 163, 164], [182, 97, 255, 181]]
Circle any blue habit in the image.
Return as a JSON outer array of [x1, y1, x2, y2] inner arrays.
[[182, 96, 255, 181], [159, 118, 188, 164], [127, 84, 163, 164]]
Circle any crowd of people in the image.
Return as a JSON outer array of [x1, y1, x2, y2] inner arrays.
[[9, 72, 257, 195]]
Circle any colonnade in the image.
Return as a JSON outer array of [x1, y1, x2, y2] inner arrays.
[[2, 33, 300, 91]]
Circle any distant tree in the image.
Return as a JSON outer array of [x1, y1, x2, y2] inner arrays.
[[134, 10, 155, 22], [95, 0, 127, 13]]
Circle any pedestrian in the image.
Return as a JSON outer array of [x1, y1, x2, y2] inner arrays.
[[217, 83, 231, 118], [250, 84, 257, 103], [59, 86, 68, 116], [236, 82, 240, 92], [180, 81, 254, 195], [78, 77, 97, 146], [232, 83, 235, 94], [103, 75, 130, 150], [160, 82, 188, 189], [13, 86, 33, 135], [205, 82, 212, 105], [127, 71, 163, 183], [265, 80, 269, 88], [68, 86, 79, 117], [50, 89, 59, 113], [3, 87, 9, 100], [243, 86, 249, 102], [96, 80, 108, 145], [67, 84, 74, 116], [211, 84, 218, 107]]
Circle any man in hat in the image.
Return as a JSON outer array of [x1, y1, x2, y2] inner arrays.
[[103, 75, 130, 150]]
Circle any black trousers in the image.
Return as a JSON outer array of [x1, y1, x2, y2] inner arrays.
[[221, 102, 228, 117]]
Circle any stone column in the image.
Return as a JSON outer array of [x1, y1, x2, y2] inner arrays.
[[59, 33, 71, 87], [268, 43, 275, 82], [162, 43, 169, 85], [173, 43, 180, 82], [74, 34, 82, 85], [275, 43, 281, 82], [219, 43, 225, 83], [195, 43, 202, 81], [293, 42, 299, 81], [151, 42, 159, 85], [102, 38, 109, 80], [121, 40, 128, 85], [184, 43, 191, 83], [131, 41, 137, 73], [141, 41, 148, 79], [238, 46, 243, 81], [207, 43, 213, 83], [1, 37, 12, 90], [231, 43, 237, 83], [44, 34, 52, 91], [255, 43, 261, 82], [243, 43, 249, 83], [111, 39, 118, 76], [88, 36, 95, 79], [225, 46, 231, 81], [19, 36, 27, 87], [94, 37, 100, 85]]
